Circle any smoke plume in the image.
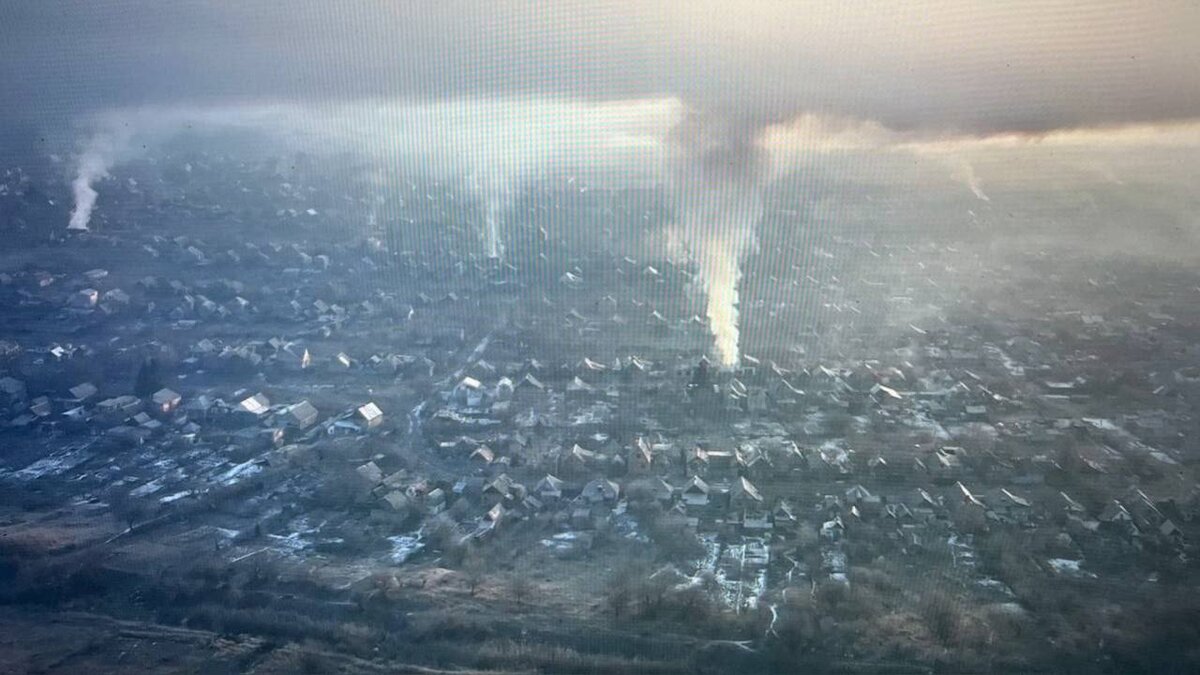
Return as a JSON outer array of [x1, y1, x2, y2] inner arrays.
[[63, 99, 679, 251], [470, 171, 514, 259], [950, 157, 990, 202], [669, 114, 770, 369], [68, 133, 126, 230]]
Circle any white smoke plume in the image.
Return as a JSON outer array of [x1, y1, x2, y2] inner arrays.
[[470, 171, 514, 259], [68, 132, 129, 230], [669, 114, 770, 369], [950, 157, 990, 202], [65, 98, 680, 249]]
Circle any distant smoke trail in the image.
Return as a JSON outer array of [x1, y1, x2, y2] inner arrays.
[[471, 171, 512, 259], [670, 114, 768, 369], [953, 158, 990, 202], [486, 202, 503, 258], [62, 99, 678, 249]]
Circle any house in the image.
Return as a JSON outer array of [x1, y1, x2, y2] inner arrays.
[[918, 488, 942, 509], [132, 411, 162, 431], [742, 508, 772, 532], [934, 447, 964, 478], [482, 473, 516, 505], [1124, 488, 1165, 531], [1159, 519, 1183, 543], [964, 404, 988, 421], [629, 437, 655, 473], [494, 377, 515, 401], [534, 474, 564, 501], [1099, 499, 1132, 535], [774, 441, 805, 471], [747, 389, 768, 413], [1060, 491, 1087, 514], [687, 448, 711, 477], [471, 445, 497, 465], [381, 470, 408, 490], [1098, 500, 1133, 525], [98, 395, 141, 420], [239, 393, 271, 416], [579, 357, 608, 373], [71, 288, 99, 308], [885, 502, 915, 522], [517, 373, 545, 392], [571, 507, 594, 530], [356, 461, 384, 484], [997, 488, 1032, 517], [486, 502, 507, 525], [736, 447, 771, 479], [956, 482, 985, 507], [357, 402, 383, 429], [772, 501, 798, 532], [62, 406, 88, 423], [453, 376, 485, 408], [845, 484, 874, 506], [580, 478, 620, 504], [687, 447, 735, 477], [560, 444, 597, 476], [151, 388, 182, 415], [820, 516, 845, 541], [69, 382, 98, 402], [0, 377, 26, 402], [682, 476, 711, 506], [426, 488, 447, 514], [288, 400, 319, 429], [29, 396, 53, 418], [606, 447, 627, 472], [848, 484, 884, 516], [730, 476, 765, 510], [869, 383, 903, 407], [382, 490, 409, 512], [1098, 500, 1139, 537], [566, 376, 594, 394], [648, 478, 675, 504]]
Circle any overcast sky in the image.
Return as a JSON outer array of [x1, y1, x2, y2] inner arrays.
[[3, 0, 1198, 136]]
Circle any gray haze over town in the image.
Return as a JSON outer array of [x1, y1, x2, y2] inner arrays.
[[1, 2, 1199, 673]]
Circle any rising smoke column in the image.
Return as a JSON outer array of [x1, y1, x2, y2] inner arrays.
[[470, 171, 513, 259], [68, 134, 123, 231], [950, 157, 990, 202], [670, 113, 769, 369]]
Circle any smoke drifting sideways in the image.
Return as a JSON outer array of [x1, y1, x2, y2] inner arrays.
[[63, 98, 683, 239], [63, 98, 782, 366], [61, 99, 1200, 367]]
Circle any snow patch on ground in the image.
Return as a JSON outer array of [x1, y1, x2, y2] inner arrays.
[[215, 459, 263, 486], [8, 447, 94, 481], [130, 477, 167, 498], [1047, 558, 1095, 578], [388, 532, 424, 564]]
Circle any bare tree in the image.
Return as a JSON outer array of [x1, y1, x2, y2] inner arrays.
[[461, 545, 486, 597], [507, 572, 534, 608], [604, 569, 636, 619], [108, 487, 151, 531], [920, 590, 962, 642]]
